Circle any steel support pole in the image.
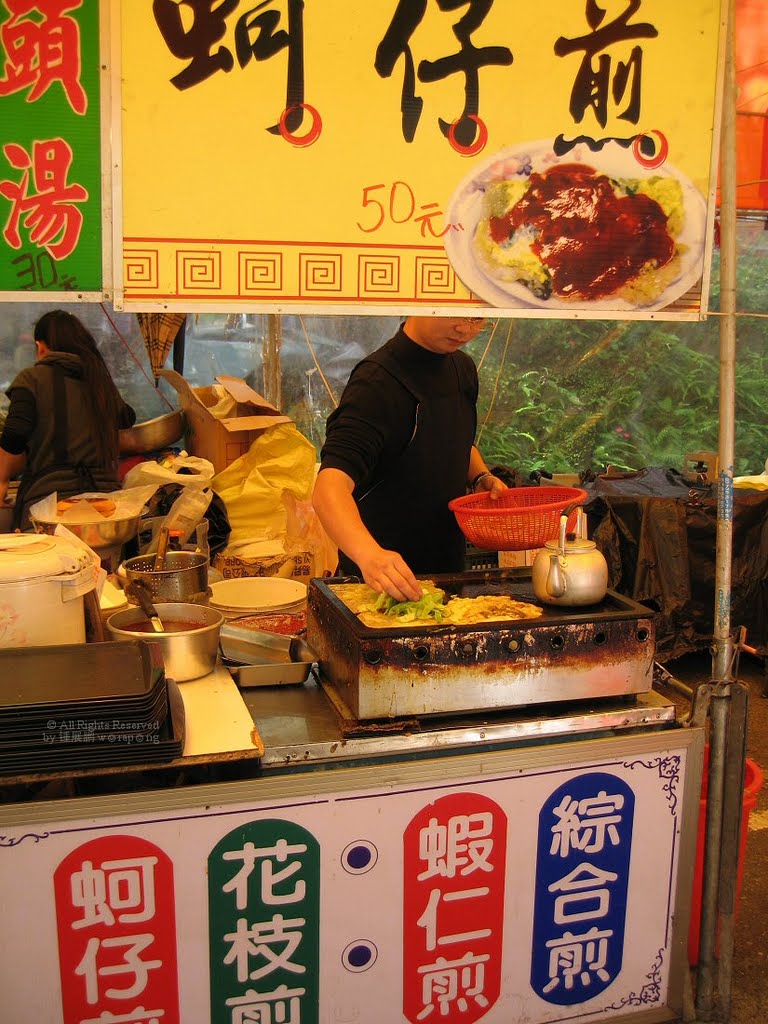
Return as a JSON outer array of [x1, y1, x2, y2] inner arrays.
[[695, 696, 728, 1014], [692, 1, 746, 1020], [712, 0, 737, 682]]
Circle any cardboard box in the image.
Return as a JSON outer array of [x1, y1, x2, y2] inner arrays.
[[213, 548, 314, 583], [159, 370, 291, 474], [498, 548, 542, 568]]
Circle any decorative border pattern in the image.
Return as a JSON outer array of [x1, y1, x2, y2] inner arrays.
[[415, 255, 457, 297], [300, 252, 343, 294], [625, 755, 682, 815], [0, 831, 50, 847], [604, 948, 665, 1011], [176, 249, 222, 291], [123, 241, 469, 304], [124, 248, 159, 289], [357, 254, 400, 295], [238, 251, 283, 292]]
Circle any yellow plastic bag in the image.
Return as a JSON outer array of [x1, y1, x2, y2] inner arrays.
[[212, 423, 317, 546]]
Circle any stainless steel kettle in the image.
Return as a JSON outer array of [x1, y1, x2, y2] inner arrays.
[[531, 504, 608, 606]]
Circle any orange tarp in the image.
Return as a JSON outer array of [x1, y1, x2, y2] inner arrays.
[[732, 0, 768, 210]]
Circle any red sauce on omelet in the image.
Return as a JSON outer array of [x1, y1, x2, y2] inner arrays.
[[488, 163, 675, 300]]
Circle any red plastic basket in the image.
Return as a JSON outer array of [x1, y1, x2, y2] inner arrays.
[[449, 486, 588, 551]]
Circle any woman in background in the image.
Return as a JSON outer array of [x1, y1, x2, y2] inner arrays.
[[0, 309, 136, 529]]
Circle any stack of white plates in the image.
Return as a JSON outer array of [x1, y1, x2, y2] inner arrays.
[[209, 577, 307, 619]]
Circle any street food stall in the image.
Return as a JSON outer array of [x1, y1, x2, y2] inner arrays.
[[0, 565, 705, 1024], [0, 3, 747, 1024]]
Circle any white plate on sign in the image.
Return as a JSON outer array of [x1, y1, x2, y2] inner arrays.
[[210, 577, 307, 614], [443, 138, 708, 312]]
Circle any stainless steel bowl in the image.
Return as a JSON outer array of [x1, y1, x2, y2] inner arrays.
[[119, 409, 185, 455], [32, 512, 143, 550], [106, 602, 224, 681]]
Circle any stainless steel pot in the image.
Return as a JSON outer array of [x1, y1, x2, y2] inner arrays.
[[122, 550, 209, 603], [106, 602, 224, 681]]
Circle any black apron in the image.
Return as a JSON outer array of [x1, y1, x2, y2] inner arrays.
[[13, 366, 117, 530]]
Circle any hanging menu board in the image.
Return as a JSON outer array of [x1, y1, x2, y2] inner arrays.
[[115, 1, 725, 319], [0, 0, 106, 298]]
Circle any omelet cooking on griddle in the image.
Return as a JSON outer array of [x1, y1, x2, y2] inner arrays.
[[330, 581, 542, 628]]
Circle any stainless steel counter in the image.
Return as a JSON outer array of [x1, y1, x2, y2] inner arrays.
[[241, 675, 678, 768]]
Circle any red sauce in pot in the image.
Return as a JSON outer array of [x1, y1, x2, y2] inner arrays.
[[126, 619, 207, 634], [489, 163, 675, 300]]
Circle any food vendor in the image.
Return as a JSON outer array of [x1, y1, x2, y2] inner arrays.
[[312, 316, 506, 601], [0, 310, 136, 529]]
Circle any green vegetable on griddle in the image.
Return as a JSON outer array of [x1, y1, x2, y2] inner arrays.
[[373, 587, 448, 622]]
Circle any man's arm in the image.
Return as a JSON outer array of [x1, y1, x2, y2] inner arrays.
[[0, 447, 25, 507], [312, 467, 422, 601], [467, 445, 507, 498]]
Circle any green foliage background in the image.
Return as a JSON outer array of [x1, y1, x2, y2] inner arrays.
[[469, 225, 768, 477]]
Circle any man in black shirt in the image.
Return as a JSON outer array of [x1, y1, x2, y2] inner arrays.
[[312, 316, 506, 601]]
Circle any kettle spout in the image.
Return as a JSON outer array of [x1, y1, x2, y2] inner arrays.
[[546, 553, 567, 597]]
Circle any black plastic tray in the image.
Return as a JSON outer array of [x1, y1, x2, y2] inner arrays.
[[0, 679, 184, 774], [0, 639, 164, 711]]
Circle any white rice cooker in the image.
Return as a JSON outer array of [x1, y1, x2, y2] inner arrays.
[[0, 534, 97, 648]]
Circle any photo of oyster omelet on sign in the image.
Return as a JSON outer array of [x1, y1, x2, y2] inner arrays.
[[444, 141, 708, 312]]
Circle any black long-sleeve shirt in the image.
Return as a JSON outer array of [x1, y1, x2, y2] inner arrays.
[[320, 327, 478, 574]]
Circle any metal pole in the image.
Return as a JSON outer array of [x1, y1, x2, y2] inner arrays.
[[262, 313, 283, 410], [695, 697, 728, 1013], [693, 3, 746, 1020], [717, 681, 750, 1018], [712, 0, 737, 681]]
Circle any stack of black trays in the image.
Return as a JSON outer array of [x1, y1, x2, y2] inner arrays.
[[0, 639, 184, 774]]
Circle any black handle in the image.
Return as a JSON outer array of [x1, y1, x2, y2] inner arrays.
[[127, 579, 160, 621]]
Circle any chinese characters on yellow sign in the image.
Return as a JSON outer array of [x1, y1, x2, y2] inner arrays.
[[0, 2, 724, 316]]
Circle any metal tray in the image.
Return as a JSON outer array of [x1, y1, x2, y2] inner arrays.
[[226, 660, 314, 688], [220, 623, 315, 688]]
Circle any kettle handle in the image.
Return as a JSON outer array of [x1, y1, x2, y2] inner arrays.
[[554, 498, 584, 569], [561, 500, 583, 521], [546, 552, 567, 597], [560, 501, 585, 544]]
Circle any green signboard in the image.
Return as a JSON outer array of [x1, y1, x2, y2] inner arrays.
[[208, 819, 321, 1024], [0, 0, 103, 294]]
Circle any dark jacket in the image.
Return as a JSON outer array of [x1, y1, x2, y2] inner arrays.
[[6, 352, 134, 528]]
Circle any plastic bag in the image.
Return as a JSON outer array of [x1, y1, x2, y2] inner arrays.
[[734, 457, 768, 491], [122, 452, 214, 489], [162, 486, 214, 545], [212, 422, 317, 546], [30, 485, 158, 523], [282, 492, 338, 578]]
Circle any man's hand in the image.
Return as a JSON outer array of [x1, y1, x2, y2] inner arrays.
[[313, 467, 423, 601], [475, 473, 508, 501], [356, 545, 423, 602]]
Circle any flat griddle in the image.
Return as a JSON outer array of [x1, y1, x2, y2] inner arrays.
[[307, 568, 656, 721]]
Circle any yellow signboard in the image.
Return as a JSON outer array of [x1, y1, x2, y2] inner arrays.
[[116, 1, 725, 319]]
